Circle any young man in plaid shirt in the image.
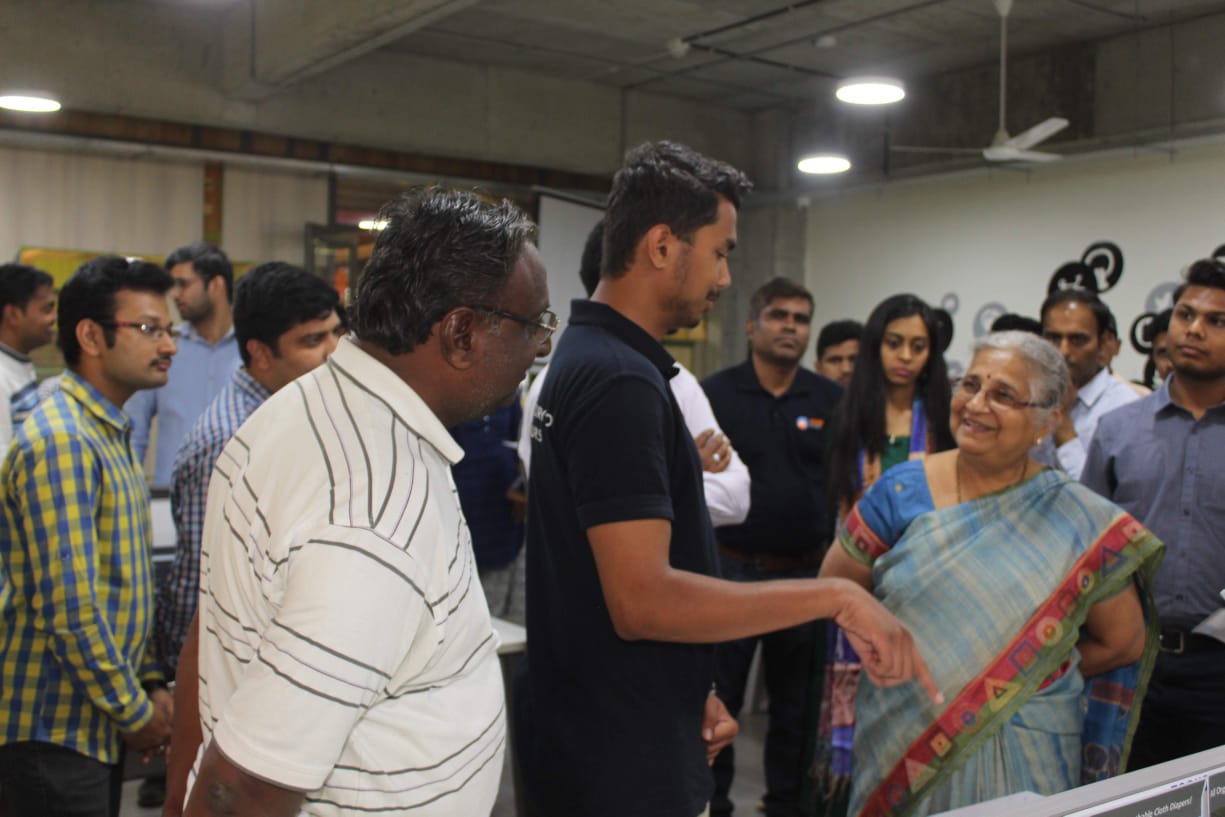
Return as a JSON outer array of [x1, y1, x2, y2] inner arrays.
[[0, 257, 178, 817]]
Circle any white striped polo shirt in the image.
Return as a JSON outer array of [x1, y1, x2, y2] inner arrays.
[[191, 337, 505, 816]]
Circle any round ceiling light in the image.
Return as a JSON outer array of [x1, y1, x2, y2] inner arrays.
[[797, 155, 851, 174], [0, 94, 62, 113], [835, 77, 905, 105]]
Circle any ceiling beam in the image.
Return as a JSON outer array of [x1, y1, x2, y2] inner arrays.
[[222, 0, 482, 100], [0, 108, 612, 193]]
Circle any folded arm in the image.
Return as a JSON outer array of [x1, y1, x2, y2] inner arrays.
[[1078, 583, 1146, 677]]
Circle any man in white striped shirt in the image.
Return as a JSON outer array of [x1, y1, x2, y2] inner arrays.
[[182, 188, 553, 817]]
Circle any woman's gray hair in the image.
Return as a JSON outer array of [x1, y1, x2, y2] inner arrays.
[[971, 330, 1069, 415]]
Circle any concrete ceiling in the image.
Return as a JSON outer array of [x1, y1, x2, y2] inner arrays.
[[7, 0, 1225, 185], [383, 0, 1225, 111]]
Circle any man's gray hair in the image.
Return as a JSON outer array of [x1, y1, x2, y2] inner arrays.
[[349, 187, 537, 355], [972, 330, 1069, 414]]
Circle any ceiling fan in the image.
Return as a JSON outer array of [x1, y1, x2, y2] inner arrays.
[[893, 0, 1069, 164]]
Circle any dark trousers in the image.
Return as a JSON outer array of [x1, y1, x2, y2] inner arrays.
[[0, 741, 123, 817], [711, 554, 822, 817], [1128, 647, 1225, 770]]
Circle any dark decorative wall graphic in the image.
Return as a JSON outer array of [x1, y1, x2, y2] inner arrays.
[[1047, 241, 1124, 295], [973, 301, 1010, 339], [1129, 312, 1159, 355], [1143, 283, 1178, 316]]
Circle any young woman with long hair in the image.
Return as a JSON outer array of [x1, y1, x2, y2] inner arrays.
[[806, 293, 956, 817]]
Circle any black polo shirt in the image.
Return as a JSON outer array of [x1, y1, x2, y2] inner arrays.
[[702, 360, 842, 556], [519, 299, 718, 817]]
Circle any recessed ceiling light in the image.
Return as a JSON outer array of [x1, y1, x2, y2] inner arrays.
[[358, 219, 388, 231], [797, 155, 851, 174], [835, 77, 905, 105], [0, 94, 62, 113]]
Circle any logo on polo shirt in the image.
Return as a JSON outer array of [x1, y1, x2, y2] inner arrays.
[[795, 416, 825, 431]]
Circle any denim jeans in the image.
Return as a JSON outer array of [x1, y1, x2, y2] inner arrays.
[[0, 741, 122, 817]]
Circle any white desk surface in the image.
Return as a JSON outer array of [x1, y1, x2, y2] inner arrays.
[[493, 617, 526, 656]]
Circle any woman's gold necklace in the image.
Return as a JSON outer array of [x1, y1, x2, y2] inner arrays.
[[955, 451, 1029, 504]]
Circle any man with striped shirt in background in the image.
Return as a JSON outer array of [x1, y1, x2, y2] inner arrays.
[[0, 257, 178, 817], [181, 188, 553, 817]]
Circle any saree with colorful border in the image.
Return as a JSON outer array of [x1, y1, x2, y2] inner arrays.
[[842, 462, 1163, 817], [808, 402, 932, 817]]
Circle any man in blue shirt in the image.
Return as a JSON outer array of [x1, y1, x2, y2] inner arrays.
[[157, 262, 343, 815], [125, 242, 241, 488], [450, 400, 527, 622], [155, 262, 343, 677], [1082, 258, 1225, 768]]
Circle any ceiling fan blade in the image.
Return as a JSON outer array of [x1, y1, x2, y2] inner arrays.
[[983, 145, 1062, 163], [1005, 117, 1070, 150]]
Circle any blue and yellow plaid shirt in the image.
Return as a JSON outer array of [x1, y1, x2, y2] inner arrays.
[[0, 370, 161, 764]]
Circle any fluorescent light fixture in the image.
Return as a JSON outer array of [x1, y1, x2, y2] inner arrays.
[[0, 94, 62, 113], [358, 219, 388, 231], [797, 155, 851, 174], [835, 77, 905, 105]]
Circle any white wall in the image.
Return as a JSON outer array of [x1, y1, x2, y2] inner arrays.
[[804, 141, 1225, 380], [221, 165, 329, 265], [0, 143, 330, 270], [535, 194, 603, 358], [0, 146, 202, 262]]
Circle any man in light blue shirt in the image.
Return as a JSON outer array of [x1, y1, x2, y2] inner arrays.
[[124, 242, 240, 488], [1033, 288, 1138, 479]]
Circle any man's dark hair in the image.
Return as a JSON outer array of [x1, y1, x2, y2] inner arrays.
[[817, 319, 863, 359], [990, 313, 1043, 335], [165, 241, 234, 302], [349, 187, 537, 355], [1143, 308, 1172, 344], [748, 277, 813, 321], [578, 220, 604, 298], [1040, 288, 1117, 337], [0, 263, 54, 311], [232, 262, 341, 367], [602, 141, 752, 280], [57, 256, 173, 366], [1173, 258, 1225, 303]]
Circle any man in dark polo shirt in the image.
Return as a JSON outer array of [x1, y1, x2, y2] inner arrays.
[[702, 276, 841, 817], [516, 140, 939, 817]]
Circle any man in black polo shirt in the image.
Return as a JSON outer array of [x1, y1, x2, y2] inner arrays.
[[517, 140, 938, 817], [702, 277, 841, 817]]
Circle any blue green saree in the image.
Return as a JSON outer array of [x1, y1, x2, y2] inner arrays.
[[840, 461, 1163, 817]]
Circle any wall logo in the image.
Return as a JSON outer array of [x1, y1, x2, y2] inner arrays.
[[1047, 241, 1124, 295]]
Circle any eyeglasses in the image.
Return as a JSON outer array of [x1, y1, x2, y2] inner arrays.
[[469, 305, 559, 344], [953, 377, 1046, 411], [97, 321, 180, 341]]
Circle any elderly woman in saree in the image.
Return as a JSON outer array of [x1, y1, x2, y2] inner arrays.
[[819, 331, 1164, 817]]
